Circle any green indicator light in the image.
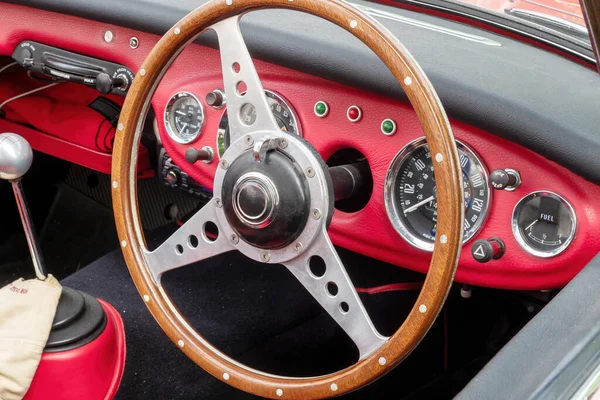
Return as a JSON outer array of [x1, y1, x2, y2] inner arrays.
[[381, 119, 397, 136], [314, 101, 329, 117], [217, 132, 226, 158]]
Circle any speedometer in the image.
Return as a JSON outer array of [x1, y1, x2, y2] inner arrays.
[[384, 137, 491, 251], [216, 90, 301, 158]]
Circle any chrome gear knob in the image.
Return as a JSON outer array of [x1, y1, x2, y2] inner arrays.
[[0, 133, 33, 180]]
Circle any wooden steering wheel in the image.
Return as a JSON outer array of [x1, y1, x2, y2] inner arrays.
[[111, 0, 464, 398]]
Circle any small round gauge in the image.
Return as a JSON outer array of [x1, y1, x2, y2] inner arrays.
[[512, 191, 576, 258], [164, 92, 205, 144], [384, 137, 491, 251], [217, 90, 301, 157]]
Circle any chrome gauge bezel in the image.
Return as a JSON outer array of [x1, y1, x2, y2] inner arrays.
[[384, 137, 491, 252], [512, 191, 577, 258], [216, 90, 302, 158], [164, 91, 205, 144]]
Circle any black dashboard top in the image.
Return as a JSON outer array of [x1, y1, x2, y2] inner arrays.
[[4, 0, 600, 183]]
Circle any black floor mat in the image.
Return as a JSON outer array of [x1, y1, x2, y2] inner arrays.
[[55, 217, 534, 400], [62, 241, 447, 400]]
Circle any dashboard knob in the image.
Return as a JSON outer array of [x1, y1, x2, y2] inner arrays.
[[20, 48, 32, 59], [185, 146, 214, 164], [205, 90, 225, 108], [490, 168, 521, 191], [95, 72, 126, 94], [471, 237, 505, 263], [20, 48, 34, 67]]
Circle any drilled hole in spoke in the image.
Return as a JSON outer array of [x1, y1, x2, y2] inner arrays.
[[188, 235, 199, 249], [232, 62, 240, 73], [326, 282, 339, 297], [339, 302, 350, 314], [308, 256, 326, 278], [236, 81, 247, 96], [175, 244, 184, 255], [203, 222, 219, 243]]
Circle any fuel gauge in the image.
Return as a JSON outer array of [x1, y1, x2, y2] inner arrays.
[[512, 191, 576, 258]]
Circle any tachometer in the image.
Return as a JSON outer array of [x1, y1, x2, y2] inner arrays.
[[164, 92, 204, 144], [384, 137, 491, 251], [216, 90, 301, 158], [512, 191, 576, 257]]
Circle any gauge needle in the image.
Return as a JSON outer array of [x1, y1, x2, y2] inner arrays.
[[404, 196, 435, 215], [175, 110, 186, 116], [525, 220, 538, 231], [179, 123, 188, 134]]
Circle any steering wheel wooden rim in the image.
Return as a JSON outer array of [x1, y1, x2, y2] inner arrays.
[[111, 0, 464, 398]]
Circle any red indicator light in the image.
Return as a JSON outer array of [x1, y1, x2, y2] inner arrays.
[[347, 106, 362, 122]]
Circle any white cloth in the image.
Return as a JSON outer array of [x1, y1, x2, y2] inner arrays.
[[0, 275, 61, 400]]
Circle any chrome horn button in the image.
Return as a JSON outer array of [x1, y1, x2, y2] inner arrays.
[[220, 145, 311, 250], [232, 172, 278, 229]]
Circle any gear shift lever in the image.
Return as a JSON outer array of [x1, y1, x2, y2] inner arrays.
[[0, 133, 46, 280]]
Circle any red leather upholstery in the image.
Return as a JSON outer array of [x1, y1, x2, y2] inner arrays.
[[24, 300, 126, 400]]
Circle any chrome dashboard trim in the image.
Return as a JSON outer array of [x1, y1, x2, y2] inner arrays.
[[384, 137, 491, 252], [511, 190, 577, 258], [164, 91, 205, 144]]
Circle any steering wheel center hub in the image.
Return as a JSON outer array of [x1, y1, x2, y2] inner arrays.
[[232, 173, 277, 228], [221, 146, 311, 249]]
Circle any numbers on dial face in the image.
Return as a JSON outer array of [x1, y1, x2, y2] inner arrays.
[[512, 192, 576, 257], [173, 98, 202, 137], [387, 139, 491, 251], [165, 92, 204, 144]]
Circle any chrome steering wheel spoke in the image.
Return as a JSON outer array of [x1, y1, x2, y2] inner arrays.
[[211, 16, 280, 145], [283, 229, 388, 359], [143, 198, 234, 282]]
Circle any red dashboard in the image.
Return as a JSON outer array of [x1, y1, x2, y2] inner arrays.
[[0, 3, 598, 290]]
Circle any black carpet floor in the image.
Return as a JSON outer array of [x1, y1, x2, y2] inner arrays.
[[62, 241, 447, 400]]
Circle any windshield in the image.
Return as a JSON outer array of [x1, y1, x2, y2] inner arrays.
[[451, 0, 590, 44], [459, 0, 585, 26], [368, 0, 590, 47]]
